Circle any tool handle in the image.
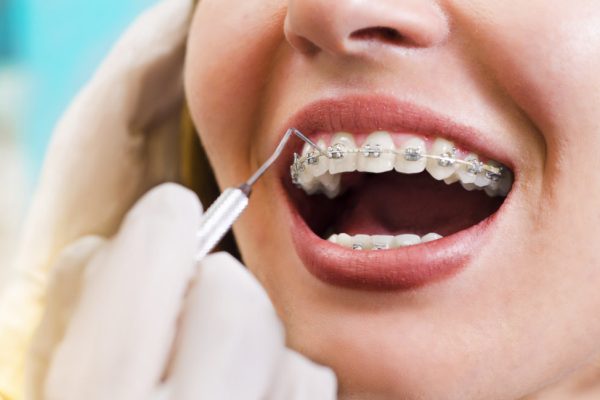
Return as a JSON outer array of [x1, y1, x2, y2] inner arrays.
[[196, 187, 249, 260]]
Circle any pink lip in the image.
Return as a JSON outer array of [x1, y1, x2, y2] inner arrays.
[[273, 95, 514, 291]]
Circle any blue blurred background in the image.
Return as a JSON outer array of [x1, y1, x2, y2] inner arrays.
[[1, 0, 157, 175], [0, 0, 157, 282]]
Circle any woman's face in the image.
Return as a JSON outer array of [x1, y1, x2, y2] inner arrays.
[[185, 1, 600, 398]]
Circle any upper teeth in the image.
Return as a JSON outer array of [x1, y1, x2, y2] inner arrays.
[[290, 131, 513, 198]]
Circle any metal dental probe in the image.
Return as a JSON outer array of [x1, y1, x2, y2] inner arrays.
[[195, 128, 323, 261]]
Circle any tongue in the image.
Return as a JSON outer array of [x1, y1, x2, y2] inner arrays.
[[333, 172, 502, 236]]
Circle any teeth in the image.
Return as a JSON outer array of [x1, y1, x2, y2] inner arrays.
[[457, 153, 480, 184], [357, 131, 395, 173], [295, 149, 320, 194], [395, 234, 421, 247], [329, 132, 358, 174], [295, 167, 319, 194], [352, 234, 372, 250], [482, 169, 512, 197], [426, 138, 458, 180], [326, 233, 445, 250], [473, 172, 491, 188], [421, 232, 443, 243], [337, 233, 353, 248], [306, 139, 329, 177], [292, 131, 513, 199], [372, 235, 394, 250], [443, 174, 460, 185], [395, 136, 427, 174], [297, 141, 341, 197], [317, 172, 342, 199], [460, 181, 479, 191]]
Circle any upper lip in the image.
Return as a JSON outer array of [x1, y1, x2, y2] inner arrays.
[[272, 94, 516, 180]]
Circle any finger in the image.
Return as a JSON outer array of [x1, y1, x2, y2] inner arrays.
[[167, 252, 286, 400], [44, 184, 201, 400], [25, 236, 105, 400]]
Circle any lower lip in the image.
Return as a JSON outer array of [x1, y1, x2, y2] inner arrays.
[[286, 195, 500, 291]]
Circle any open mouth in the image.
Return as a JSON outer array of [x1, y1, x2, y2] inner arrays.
[[288, 131, 512, 250], [277, 97, 515, 290]]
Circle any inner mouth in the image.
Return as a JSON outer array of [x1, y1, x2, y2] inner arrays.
[[285, 131, 514, 250]]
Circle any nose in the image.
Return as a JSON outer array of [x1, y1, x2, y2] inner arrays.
[[284, 0, 449, 56]]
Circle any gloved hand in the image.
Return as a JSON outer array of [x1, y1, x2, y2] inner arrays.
[[0, 0, 195, 396], [25, 183, 337, 400]]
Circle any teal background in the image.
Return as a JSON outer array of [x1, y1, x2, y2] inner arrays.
[[0, 0, 158, 180]]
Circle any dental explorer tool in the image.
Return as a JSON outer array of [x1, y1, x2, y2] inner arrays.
[[195, 128, 322, 261]]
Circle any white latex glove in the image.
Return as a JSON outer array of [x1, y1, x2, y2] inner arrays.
[[25, 184, 337, 400], [0, 0, 193, 396]]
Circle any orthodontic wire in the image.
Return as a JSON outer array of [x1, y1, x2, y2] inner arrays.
[[292, 145, 505, 180]]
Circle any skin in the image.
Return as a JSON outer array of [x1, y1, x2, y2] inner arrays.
[[185, 1, 600, 399]]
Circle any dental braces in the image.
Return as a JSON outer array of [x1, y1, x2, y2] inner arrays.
[[291, 143, 505, 185]]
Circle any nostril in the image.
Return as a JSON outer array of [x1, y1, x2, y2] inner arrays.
[[289, 33, 320, 54], [350, 27, 416, 47]]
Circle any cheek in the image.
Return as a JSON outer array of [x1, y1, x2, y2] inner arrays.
[[456, 0, 600, 249], [184, 0, 286, 187], [455, 1, 600, 129], [453, 0, 600, 369]]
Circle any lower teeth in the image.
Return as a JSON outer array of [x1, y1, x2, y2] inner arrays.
[[328, 232, 443, 250]]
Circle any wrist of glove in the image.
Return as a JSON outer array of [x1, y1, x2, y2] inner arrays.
[[25, 183, 336, 400]]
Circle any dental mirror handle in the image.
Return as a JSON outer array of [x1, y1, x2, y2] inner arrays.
[[195, 184, 251, 261], [194, 128, 320, 261]]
